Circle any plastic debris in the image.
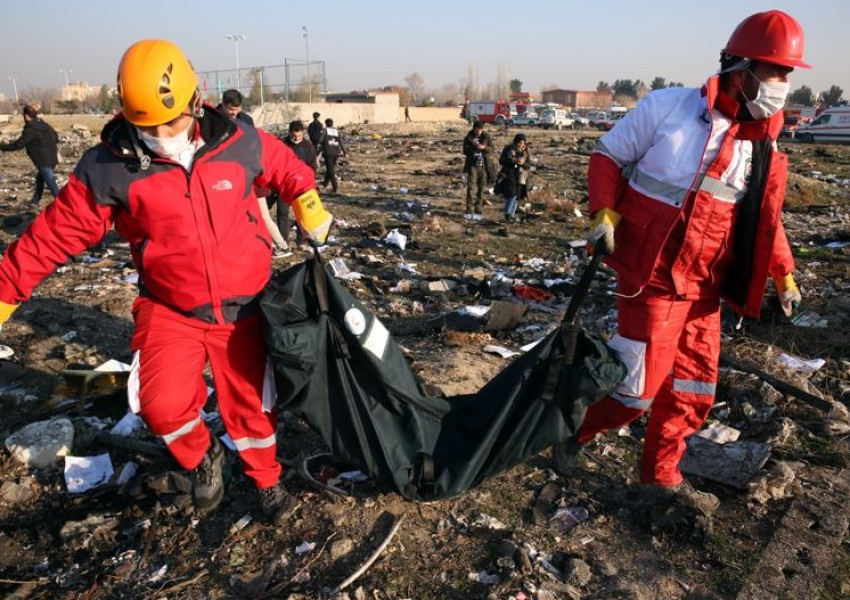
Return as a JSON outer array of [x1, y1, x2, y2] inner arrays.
[[231, 514, 253, 533], [296, 541, 316, 554], [468, 570, 499, 585], [384, 229, 408, 251], [115, 461, 139, 486], [776, 352, 826, 375], [64, 454, 115, 493], [483, 345, 520, 359], [0, 344, 14, 360], [549, 507, 589, 531]]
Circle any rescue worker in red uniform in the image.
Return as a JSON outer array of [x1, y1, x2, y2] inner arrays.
[[556, 11, 808, 514], [0, 40, 333, 523]]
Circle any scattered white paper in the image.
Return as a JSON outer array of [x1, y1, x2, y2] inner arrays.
[[148, 565, 168, 584], [519, 338, 544, 353], [826, 241, 849, 249], [776, 352, 826, 375], [296, 541, 316, 554], [116, 461, 139, 485], [458, 305, 491, 318], [568, 240, 587, 248], [384, 229, 407, 251], [124, 273, 140, 285], [64, 454, 115, 493], [95, 359, 132, 372], [0, 345, 14, 360], [697, 423, 741, 444], [483, 345, 520, 359], [463, 213, 483, 221], [399, 187, 409, 194], [61, 331, 77, 342]]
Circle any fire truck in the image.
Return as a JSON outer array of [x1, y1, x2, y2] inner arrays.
[[461, 99, 531, 125]]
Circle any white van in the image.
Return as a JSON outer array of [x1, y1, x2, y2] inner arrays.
[[539, 108, 574, 130], [795, 107, 850, 143]]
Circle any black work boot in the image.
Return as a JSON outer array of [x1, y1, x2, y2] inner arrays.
[[552, 438, 582, 477], [258, 482, 300, 526], [192, 435, 224, 514]]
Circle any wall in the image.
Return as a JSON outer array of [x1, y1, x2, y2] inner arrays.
[[397, 106, 464, 123], [252, 93, 403, 128]]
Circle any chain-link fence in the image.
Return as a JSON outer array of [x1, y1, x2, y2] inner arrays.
[[197, 60, 326, 110]]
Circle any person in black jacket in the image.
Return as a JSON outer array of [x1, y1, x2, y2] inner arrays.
[[497, 133, 531, 222], [462, 121, 494, 215], [307, 112, 324, 147], [1, 106, 60, 205], [319, 118, 345, 193], [274, 120, 318, 250], [217, 89, 254, 126]]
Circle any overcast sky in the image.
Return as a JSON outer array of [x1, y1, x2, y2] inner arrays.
[[2, 0, 846, 100]]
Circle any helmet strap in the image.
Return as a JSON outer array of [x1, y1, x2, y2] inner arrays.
[[124, 121, 151, 171]]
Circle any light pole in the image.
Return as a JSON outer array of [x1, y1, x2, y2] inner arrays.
[[7, 76, 19, 104], [302, 26, 311, 103], [225, 34, 246, 93]]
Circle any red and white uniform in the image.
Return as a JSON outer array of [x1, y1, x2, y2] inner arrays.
[[578, 76, 793, 486], [0, 107, 317, 488]]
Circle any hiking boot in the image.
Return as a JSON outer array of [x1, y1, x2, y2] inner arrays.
[[673, 481, 720, 517], [639, 481, 720, 518], [192, 436, 224, 513], [552, 438, 582, 477], [258, 482, 300, 526]]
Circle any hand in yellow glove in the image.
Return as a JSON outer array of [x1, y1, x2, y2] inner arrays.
[[587, 207, 621, 256], [291, 189, 333, 247], [775, 273, 801, 317]]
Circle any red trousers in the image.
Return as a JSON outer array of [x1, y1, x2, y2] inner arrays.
[[130, 297, 281, 489], [577, 285, 721, 486]]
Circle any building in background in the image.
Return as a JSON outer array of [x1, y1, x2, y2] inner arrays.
[[540, 89, 613, 111]]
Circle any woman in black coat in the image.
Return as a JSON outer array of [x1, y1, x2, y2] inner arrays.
[[497, 133, 530, 222]]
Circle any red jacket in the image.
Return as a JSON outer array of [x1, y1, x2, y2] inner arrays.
[[0, 105, 316, 324], [588, 76, 794, 318]]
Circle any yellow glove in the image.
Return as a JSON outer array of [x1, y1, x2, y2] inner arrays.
[[587, 208, 621, 255], [0, 301, 18, 329], [291, 189, 333, 246], [775, 273, 801, 317]]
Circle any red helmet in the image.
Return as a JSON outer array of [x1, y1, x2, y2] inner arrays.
[[723, 10, 811, 69]]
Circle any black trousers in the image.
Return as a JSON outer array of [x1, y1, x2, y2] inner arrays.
[[323, 155, 339, 192]]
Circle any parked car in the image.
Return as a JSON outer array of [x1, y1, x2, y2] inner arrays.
[[795, 107, 850, 143], [507, 111, 539, 127], [597, 112, 627, 131], [586, 110, 608, 126], [570, 113, 590, 127], [540, 108, 574, 130]]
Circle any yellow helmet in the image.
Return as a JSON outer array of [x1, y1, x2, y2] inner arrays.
[[117, 39, 199, 126]]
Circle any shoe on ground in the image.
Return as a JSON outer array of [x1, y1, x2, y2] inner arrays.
[[673, 481, 720, 517], [272, 243, 292, 259], [639, 480, 719, 518], [552, 438, 582, 477], [258, 482, 300, 525], [193, 435, 224, 513]]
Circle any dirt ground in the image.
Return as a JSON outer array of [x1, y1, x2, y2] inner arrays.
[[0, 118, 849, 600]]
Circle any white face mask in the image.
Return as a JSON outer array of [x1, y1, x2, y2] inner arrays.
[[742, 72, 790, 120], [136, 120, 197, 169]]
